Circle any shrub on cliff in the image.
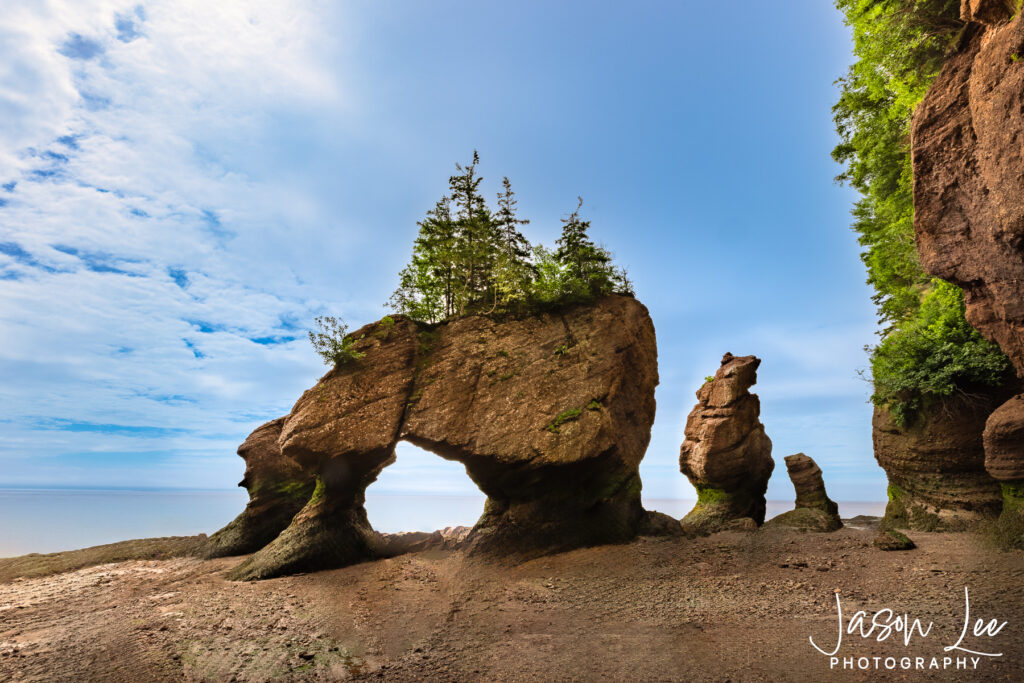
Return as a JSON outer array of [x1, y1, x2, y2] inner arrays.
[[308, 316, 365, 367], [833, 0, 1010, 424]]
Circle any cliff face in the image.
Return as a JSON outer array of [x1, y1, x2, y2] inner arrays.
[[227, 295, 660, 580], [873, 401, 1003, 531], [911, 5, 1024, 542], [912, 10, 1024, 377]]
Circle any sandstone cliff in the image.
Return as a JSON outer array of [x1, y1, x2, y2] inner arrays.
[[227, 295, 662, 580], [911, 4, 1024, 542]]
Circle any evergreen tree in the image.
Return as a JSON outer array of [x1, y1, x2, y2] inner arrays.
[[555, 197, 617, 299], [492, 177, 533, 311], [448, 151, 500, 314]]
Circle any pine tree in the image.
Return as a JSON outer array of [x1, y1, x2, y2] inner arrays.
[[492, 177, 534, 311], [448, 151, 500, 315], [555, 197, 614, 299]]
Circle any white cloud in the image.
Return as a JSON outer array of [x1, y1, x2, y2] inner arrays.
[[0, 1, 355, 487]]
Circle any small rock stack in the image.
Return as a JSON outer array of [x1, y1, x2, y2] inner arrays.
[[679, 353, 774, 533], [766, 453, 842, 532]]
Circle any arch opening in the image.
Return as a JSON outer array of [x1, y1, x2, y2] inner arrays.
[[365, 440, 485, 534]]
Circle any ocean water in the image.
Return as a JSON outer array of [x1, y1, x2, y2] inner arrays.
[[0, 489, 886, 558]]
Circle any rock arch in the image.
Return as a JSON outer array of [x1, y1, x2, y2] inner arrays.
[[213, 295, 663, 580]]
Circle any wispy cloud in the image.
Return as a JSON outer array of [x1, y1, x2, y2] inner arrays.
[[0, 1, 355, 487]]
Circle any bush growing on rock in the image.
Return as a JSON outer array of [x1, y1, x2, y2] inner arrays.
[[308, 315, 366, 367]]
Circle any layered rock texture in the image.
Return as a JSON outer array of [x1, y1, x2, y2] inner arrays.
[[874, 398, 1007, 531], [202, 418, 316, 558], [766, 454, 842, 532], [679, 353, 773, 533], [228, 295, 660, 580], [911, 5, 1024, 541]]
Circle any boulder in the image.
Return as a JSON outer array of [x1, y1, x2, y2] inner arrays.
[[228, 295, 661, 579], [202, 418, 315, 558], [678, 353, 774, 533], [873, 528, 915, 552], [873, 401, 1004, 531], [765, 453, 842, 532]]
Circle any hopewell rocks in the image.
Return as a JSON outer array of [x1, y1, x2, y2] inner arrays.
[[678, 353, 774, 533], [225, 295, 662, 580], [911, 6, 1024, 542], [765, 453, 842, 532], [201, 418, 316, 559]]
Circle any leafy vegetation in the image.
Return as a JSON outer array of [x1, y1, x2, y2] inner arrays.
[[308, 315, 366, 367], [833, 0, 1009, 424], [546, 407, 583, 433], [389, 152, 632, 323]]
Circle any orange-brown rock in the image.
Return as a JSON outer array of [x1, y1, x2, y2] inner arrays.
[[873, 400, 1004, 531], [911, 8, 1024, 541], [679, 353, 774, 532], [228, 316, 420, 580], [984, 394, 1024, 481], [202, 418, 315, 559], [229, 296, 661, 580], [765, 453, 842, 532]]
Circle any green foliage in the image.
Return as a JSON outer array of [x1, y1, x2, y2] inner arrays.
[[553, 344, 569, 356], [833, 0, 1009, 423], [390, 152, 632, 323], [586, 399, 601, 411], [308, 316, 366, 367], [546, 407, 583, 433], [869, 282, 1009, 424], [703, 376, 714, 384]]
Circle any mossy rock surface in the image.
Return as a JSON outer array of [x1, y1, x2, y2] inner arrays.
[[873, 528, 915, 551], [765, 507, 842, 533]]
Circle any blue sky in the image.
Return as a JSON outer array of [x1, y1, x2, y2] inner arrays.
[[0, 2, 880, 503]]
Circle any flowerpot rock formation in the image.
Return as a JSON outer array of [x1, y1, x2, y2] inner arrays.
[[226, 295, 662, 580], [765, 453, 842, 532], [678, 353, 774, 533], [911, 6, 1024, 541]]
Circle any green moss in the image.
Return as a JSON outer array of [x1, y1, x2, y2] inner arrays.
[[887, 483, 906, 502], [374, 315, 396, 339], [553, 344, 568, 356], [703, 376, 714, 384], [309, 476, 326, 505], [499, 372, 514, 381], [694, 485, 731, 507], [545, 407, 583, 433], [586, 399, 601, 411], [496, 349, 509, 358], [270, 479, 313, 501]]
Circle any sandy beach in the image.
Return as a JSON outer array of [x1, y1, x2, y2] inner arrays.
[[1, 525, 1021, 682]]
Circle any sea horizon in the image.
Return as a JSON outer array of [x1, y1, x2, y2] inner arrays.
[[0, 487, 887, 559]]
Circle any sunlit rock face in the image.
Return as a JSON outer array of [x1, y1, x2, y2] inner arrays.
[[226, 295, 662, 580], [911, 7, 1024, 541], [678, 353, 774, 533]]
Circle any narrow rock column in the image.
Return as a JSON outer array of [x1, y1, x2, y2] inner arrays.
[[678, 353, 774, 533], [765, 453, 842, 532]]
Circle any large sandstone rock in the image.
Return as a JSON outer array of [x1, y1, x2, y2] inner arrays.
[[765, 453, 842, 532], [911, 8, 1024, 540], [229, 296, 660, 579], [202, 418, 315, 559], [873, 401, 1003, 531], [228, 316, 421, 580], [679, 353, 774, 532]]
